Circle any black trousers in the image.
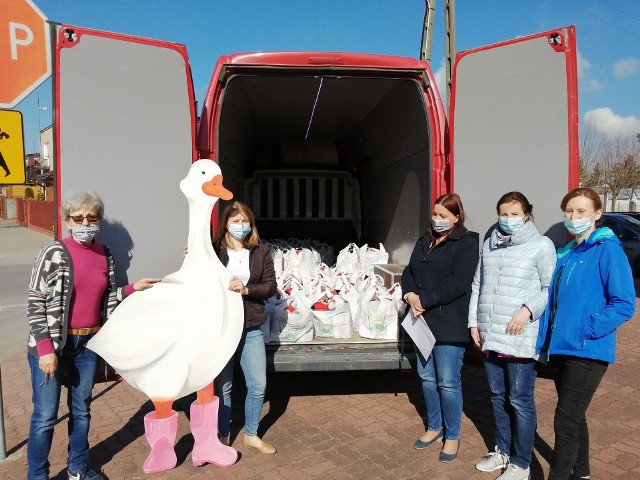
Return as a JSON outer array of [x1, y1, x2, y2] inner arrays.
[[548, 355, 608, 480]]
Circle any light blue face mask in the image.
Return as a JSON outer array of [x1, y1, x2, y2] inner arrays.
[[498, 217, 525, 235], [228, 223, 251, 240], [564, 215, 594, 236]]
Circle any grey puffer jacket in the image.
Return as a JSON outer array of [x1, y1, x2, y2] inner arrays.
[[468, 220, 556, 358]]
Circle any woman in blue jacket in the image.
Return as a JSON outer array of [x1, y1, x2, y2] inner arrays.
[[401, 193, 479, 463], [536, 187, 635, 480]]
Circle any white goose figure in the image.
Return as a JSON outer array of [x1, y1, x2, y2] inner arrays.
[[87, 159, 244, 473]]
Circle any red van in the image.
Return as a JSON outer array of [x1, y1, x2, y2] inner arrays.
[[54, 25, 578, 370]]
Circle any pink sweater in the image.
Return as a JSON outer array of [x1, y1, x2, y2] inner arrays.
[[36, 237, 134, 356]]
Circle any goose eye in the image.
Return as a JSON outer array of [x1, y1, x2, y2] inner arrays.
[[201, 171, 205, 175]]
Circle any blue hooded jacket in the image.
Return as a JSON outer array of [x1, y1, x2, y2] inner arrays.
[[536, 227, 635, 364]]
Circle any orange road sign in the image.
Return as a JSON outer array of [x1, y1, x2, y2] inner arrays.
[[0, 0, 51, 108]]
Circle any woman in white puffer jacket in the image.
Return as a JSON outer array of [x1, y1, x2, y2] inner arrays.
[[468, 191, 556, 480]]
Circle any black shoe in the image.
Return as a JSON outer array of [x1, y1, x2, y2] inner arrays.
[[67, 467, 104, 480]]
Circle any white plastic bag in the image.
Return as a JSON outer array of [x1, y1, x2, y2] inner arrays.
[[335, 242, 360, 274], [359, 243, 389, 272], [357, 287, 399, 340], [312, 301, 353, 339], [270, 296, 314, 343]]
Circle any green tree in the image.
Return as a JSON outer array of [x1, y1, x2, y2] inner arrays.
[[24, 187, 34, 199]]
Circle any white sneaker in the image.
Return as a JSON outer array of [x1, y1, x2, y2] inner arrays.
[[496, 464, 531, 480], [475, 446, 509, 472]]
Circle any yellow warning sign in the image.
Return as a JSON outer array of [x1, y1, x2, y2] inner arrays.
[[0, 110, 26, 184]]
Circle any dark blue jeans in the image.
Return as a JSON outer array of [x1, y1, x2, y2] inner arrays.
[[27, 335, 98, 480], [415, 343, 465, 440], [483, 351, 537, 469]]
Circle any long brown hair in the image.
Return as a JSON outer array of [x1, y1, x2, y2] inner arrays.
[[212, 201, 261, 249], [425, 193, 466, 241]]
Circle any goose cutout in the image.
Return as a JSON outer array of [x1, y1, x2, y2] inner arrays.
[[87, 160, 245, 472]]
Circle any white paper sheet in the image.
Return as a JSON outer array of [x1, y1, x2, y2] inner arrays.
[[401, 310, 436, 359]]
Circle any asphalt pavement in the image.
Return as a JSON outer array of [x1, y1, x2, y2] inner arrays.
[[0, 221, 52, 361], [1, 225, 639, 479]]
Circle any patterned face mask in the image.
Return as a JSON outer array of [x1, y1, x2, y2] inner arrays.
[[71, 224, 100, 243]]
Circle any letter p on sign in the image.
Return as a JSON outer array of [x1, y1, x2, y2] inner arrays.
[[0, 0, 51, 108]]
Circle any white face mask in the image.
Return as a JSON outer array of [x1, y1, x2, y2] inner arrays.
[[432, 218, 453, 233], [71, 224, 100, 243]]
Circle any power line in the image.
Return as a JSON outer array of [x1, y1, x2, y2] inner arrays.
[[574, 3, 640, 40], [601, 0, 640, 23]]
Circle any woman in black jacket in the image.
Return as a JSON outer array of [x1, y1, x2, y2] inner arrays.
[[401, 193, 479, 462], [213, 201, 278, 454]]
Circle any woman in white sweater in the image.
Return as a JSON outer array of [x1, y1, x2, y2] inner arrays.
[[468, 191, 556, 480]]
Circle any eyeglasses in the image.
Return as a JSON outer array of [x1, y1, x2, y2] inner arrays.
[[69, 214, 100, 224]]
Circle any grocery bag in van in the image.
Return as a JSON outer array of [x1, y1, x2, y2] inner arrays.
[[270, 296, 314, 343]]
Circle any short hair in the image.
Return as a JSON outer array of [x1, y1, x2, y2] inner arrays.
[[60, 191, 104, 220], [560, 187, 603, 211], [496, 191, 534, 219], [213, 201, 260, 249]]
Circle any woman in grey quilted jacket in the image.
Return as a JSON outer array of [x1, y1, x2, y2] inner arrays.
[[468, 191, 557, 480]]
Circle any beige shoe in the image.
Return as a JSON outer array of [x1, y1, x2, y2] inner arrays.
[[243, 434, 276, 454], [218, 435, 230, 446]]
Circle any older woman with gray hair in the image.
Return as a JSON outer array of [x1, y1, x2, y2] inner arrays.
[[26, 191, 159, 480]]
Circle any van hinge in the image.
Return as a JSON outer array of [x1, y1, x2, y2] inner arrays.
[[421, 73, 431, 90], [218, 66, 228, 85]]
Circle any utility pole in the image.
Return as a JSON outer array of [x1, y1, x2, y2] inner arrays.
[[420, 0, 456, 108], [444, 0, 456, 108], [420, 0, 436, 62]]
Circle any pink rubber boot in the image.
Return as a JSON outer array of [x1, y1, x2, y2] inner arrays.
[[142, 411, 178, 474], [190, 398, 238, 467]]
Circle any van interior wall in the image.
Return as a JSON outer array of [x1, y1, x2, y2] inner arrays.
[[347, 80, 430, 265], [216, 75, 430, 265]]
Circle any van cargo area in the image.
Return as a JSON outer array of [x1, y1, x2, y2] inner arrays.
[[214, 71, 433, 370]]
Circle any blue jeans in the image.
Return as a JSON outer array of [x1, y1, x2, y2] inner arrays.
[[483, 351, 537, 469], [415, 343, 465, 440], [214, 327, 267, 437], [27, 335, 98, 480]]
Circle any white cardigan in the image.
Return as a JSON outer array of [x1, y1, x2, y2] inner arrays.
[[468, 220, 556, 359]]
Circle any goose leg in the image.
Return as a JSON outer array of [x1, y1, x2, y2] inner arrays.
[[143, 399, 178, 474], [191, 385, 237, 467]]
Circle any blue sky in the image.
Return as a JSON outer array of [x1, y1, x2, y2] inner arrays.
[[15, 0, 640, 153]]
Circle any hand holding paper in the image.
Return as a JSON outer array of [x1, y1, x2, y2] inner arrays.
[[401, 309, 436, 359]]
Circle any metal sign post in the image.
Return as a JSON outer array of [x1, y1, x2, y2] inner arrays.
[[0, 365, 7, 461]]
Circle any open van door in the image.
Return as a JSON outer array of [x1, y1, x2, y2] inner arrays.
[[55, 26, 196, 284], [450, 26, 579, 246]]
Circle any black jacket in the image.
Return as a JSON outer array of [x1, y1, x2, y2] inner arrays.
[[401, 227, 479, 343], [217, 243, 277, 329]]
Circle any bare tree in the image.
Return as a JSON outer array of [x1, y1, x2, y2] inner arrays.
[[579, 125, 640, 211], [598, 134, 640, 211]]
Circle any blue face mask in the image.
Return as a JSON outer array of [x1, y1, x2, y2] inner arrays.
[[228, 223, 251, 240], [498, 217, 525, 235], [564, 215, 594, 236]]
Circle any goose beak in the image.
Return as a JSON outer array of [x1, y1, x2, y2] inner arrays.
[[202, 174, 233, 200]]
